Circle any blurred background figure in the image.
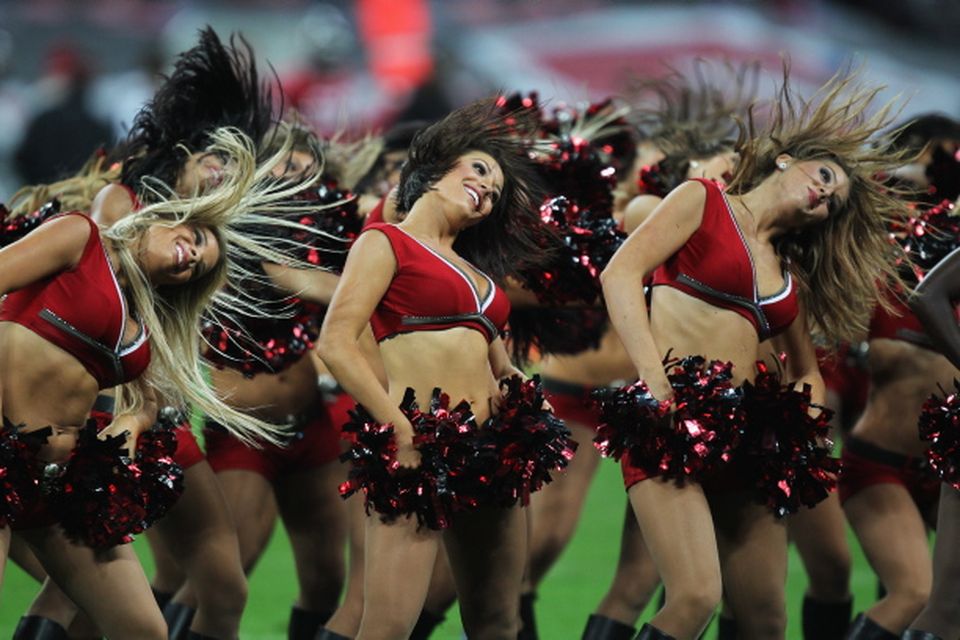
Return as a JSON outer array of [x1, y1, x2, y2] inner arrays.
[[13, 41, 113, 185]]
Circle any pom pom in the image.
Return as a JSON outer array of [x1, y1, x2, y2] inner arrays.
[[0, 199, 62, 248], [339, 389, 475, 530], [636, 163, 670, 198], [135, 407, 186, 526], [918, 379, 960, 490], [0, 420, 52, 527], [593, 356, 745, 482], [456, 375, 576, 508], [740, 359, 839, 517], [53, 411, 186, 548], [892, 198, 960, 283], [53, 422, 147, 547]]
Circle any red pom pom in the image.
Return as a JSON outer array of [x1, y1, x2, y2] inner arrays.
[[740, 359, 839, 517], [339, 389, 474, 530], [456, 375, 576, 508], [919, 379, 960, 490], [53, 422, 147, 547], [594, 356, 745, 482], [0, 420, 51, 527], [135, 407, 186, 526], [0, 199, 61, 248]]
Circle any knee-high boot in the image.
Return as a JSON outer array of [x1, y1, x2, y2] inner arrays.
[[13, 616, 69, 640], [581, 614, 636, 640], [845, 614, 899, 639]]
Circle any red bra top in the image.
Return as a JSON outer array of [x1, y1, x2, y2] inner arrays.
[[363, 195, 386, 229], [650, 178, 799, 340], [365, 222, 510, 343], [0, 213, 151, 388]]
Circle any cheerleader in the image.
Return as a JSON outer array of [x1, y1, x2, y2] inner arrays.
[[597, 67, 910, 639], [316, 98, 573, 640]]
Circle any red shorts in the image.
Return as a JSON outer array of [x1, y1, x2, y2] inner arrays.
[[90, 406, 204, 470], [542, 377, 602, 431], [621, 455, 754, 492], [838, 436, 941, 512], [204, 405, 341, 481], [324, 388, 356, 438]]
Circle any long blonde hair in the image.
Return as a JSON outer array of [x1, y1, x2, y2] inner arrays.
[[727, 63, 915, 343], [106, 127, 340, 444], [7, 152, 120, 219]]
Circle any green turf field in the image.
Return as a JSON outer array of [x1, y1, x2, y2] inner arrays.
[[0, 460, 917, 639]]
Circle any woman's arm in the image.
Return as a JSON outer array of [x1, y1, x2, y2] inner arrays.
[[316, 230, 419, 464], [767, 305, 826, 406], [488, 336, 524, 380], [911, 246, 960, 370], [261, 263, 341, 305], [621, 194, 663, 235], [600, 181, 706, 400], [0, 215, 90, 296], [90, 183, 135, 227]]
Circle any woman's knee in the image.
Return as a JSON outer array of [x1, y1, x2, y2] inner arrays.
[[804, 547, 852, 599], [664, 582, 722, 626], [195, 568, 248, 618], [887, 581, 931, 619]]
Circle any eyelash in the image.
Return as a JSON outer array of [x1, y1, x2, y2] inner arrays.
[[820, 167, 831, 182]]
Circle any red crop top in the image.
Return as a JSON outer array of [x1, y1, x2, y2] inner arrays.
[[867, 289, 956, 351], [0, 213, 150, 388], [364, 222, 510, 343], [650, 178, 799, 340]]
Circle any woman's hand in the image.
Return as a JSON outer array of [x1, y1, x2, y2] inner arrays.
[[97, 415, 143, 455], [393, 417, 421, 470]]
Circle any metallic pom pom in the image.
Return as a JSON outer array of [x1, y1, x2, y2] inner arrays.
[[0, 420, 52, 527], [919, 379, 960, 490]]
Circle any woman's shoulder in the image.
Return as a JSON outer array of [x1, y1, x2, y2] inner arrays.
[[90, 183, 137, 227]]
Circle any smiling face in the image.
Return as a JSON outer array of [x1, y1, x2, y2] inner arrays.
[[176, 151, 228, 197], [432, 151, 504, 223], [778, 154, 851, 223], [138, 223, 221, 287]]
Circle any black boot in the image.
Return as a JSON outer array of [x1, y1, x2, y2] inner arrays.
[[314, 629, 351, 640], [901, 631, 943, 640], [152, 588, 174, 612], [288, 606, 333, 640], [13, 616, 68, 640], [845, 614, 899, 639], [185, 634, 217, 640], [635, 623, 677, 640], [409, 609, 446, 640], [581, 614, 636, 640], [163, 602, 197, 640], [716, 615, 737, 640], [518, 592, 539, 640], [803, 596, 853, 640]]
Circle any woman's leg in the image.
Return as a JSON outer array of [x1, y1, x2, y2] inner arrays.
[[528, 423, 603, 587], [592, 501, 660, 625], [154, 461, 250, 639], [788, 492, 853, 640], [1, 526, 10, 594], [906, 485, 960, 638], [710, 491, 789, 640], [355, 515, 441, 640], [627, 479, 722, 640], [414, 545, 457, 638], [144, 525, 186, 602], [9, 533, 47, 582], [323, 494, 366, 636], [444, 505, 527, 640], [843, 484, 932, 634], [18, 525, 167, 640], [276, 459, 348, 637]]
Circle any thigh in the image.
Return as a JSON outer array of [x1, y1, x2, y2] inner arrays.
[[9, 531, 47, 582], [358, 515, 440, 637], [0, 525, 9, 591], [216, 468, 278, 571], [444, 506, 527, 635], [844, 483, 932, 590], [152, 461, 246, 588], [20, 526, 166, 640], [787, 492, 851, 593], [276, 459, 347, 565], [627, 478, 720, 594], [930, 485, 960, 595], [710, 492, 788, 636]]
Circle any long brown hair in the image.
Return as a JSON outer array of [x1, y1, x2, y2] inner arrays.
[[726, 63, 915, 343]]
